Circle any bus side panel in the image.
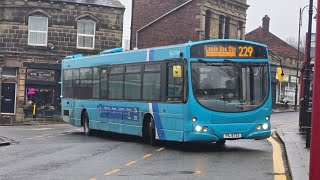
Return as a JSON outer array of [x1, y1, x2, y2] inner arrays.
[[61, 99, 80, 127], [156, 103, 184, 142]]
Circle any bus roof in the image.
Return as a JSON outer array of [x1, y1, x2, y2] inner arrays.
[[62, 39, 267, 69]]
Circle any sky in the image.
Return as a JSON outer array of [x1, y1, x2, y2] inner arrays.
[[118, 0, 318, 49], [247, 0, 318, 42]]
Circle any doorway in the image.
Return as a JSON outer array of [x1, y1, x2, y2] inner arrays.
[[1, 83, 16, 114]]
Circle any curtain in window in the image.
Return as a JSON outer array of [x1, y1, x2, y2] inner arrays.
[[28, 16, 48, 45], [77, 20, 95, 49]]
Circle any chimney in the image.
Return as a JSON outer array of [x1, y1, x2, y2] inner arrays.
[[262, 15, 270, 32]]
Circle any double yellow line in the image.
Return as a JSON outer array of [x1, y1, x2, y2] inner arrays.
[[268, 133, 287, 180]]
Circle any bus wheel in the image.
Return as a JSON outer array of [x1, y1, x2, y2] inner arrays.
[[143, 116, 156, 146], [83, 112, 91, 136], [216, 139, 226, 145]]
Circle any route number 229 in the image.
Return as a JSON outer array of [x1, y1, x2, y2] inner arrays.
[[238, 46, 254, 57]]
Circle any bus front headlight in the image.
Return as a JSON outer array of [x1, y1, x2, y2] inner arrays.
[[195, 125, 202, 132], [262, 124, 269, 130]]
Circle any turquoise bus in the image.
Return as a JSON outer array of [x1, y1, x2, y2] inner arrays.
[[61, 39, 271, 145]]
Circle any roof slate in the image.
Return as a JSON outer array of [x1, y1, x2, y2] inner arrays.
[[52, 0, 125, 8], [246, 27, 303, 59]]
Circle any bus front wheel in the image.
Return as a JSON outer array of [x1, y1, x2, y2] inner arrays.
[[83, 112, 91, 136], [143, 116, 156, 146], [216, 139, 226, 145]]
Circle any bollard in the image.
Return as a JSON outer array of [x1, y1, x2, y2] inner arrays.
[[33, 103, 37, 121]]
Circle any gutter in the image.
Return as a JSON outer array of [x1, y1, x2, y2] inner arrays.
[[135, 0, 194, 49]]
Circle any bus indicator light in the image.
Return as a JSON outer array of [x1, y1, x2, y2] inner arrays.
[[192, 117, 197, 122]]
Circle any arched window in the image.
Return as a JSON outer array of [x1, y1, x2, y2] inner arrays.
[[224, 17, 230, 39], [219, 15, 225, 39]]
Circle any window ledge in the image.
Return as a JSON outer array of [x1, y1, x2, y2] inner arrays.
[[26, 45, 50, 51]]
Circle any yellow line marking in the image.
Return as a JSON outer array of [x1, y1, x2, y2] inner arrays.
[[193, 170, 203, 175], [142, 154, 152, 159], [125, 160, 138, 166], [156, 147, 165, 152], [104, 168, 121, 176], [89, 178, 96, 180], [267, 136, 287, 180]]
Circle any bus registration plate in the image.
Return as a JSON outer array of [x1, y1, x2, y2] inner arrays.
[[223, 133, 242, 139]]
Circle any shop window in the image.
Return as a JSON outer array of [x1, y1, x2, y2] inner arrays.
[[276, 75, 296, 105], [28, 16, 48, 46], [2, 67, 17, 77], [77, 20, 96, 49]]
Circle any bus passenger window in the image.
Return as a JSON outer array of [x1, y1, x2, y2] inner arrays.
[[109, 66, 124, 99], [167, 63, 183, 102], [100, 68, 108, 99], [143, 64, 161, 101]]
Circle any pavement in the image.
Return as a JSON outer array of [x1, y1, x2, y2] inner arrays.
[[276, 122, 310, 180]]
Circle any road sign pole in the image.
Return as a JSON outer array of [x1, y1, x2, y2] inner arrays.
[[309, 2, 320, 180]]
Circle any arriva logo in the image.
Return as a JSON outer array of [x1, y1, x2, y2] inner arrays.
[[169, 50, 181, 57]]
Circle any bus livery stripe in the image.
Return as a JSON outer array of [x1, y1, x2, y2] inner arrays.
[[152, 103, 165, 140]]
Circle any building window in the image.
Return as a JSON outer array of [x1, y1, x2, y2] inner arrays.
[[77, 20, 96, 49], [205, 10, 211, 40], [2, 67, 17, 77], [219, 15, 225, 39], [28, 16, 48, 46], [224, 17, 230, 39], [238, 21, 244, 40]]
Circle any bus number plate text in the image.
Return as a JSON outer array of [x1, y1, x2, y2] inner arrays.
[[223, 133, 242, 139]]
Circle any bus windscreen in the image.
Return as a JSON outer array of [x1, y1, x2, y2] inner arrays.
[[190, 42, 268, 59]]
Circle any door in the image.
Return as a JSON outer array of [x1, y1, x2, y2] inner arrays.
[[1, 83, 16, 114]]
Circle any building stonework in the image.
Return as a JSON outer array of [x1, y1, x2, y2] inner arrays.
[[131, 0, 249, 49], [0, 0, 124, 124]]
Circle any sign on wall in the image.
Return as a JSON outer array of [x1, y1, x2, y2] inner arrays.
[[27, 69, 55, 81]]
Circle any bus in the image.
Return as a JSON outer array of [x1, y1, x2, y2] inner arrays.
[[61, 39, 271, 145]]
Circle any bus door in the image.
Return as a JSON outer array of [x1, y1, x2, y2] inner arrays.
[[156, 60, 186, 141]]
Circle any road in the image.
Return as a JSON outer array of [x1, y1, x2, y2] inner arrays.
[[0, 112, 297, 180]]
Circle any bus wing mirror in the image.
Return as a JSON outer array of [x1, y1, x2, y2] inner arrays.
[[277, 67, 284, 83], [173, 65, 182, 78]]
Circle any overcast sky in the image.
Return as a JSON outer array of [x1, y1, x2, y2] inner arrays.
[[117, 0, 318, 48], [247, 0, 318, 42]]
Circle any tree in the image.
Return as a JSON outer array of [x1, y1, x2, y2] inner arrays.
[[286, 36, 306, 53]]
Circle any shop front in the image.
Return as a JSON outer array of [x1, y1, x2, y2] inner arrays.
[[23, 63, 61, 118]]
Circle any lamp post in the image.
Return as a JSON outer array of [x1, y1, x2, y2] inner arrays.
[[295, 5, 317, 110]]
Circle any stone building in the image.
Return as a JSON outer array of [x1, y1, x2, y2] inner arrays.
[[131, 0, 249, 49], [0, 0, 124, 123], [246, 15, 304, 109]]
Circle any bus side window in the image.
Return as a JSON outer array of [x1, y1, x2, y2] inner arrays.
[[100, 68, 108, 99], [167, 62, 183, 102]]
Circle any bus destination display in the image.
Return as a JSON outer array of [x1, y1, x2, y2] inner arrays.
[[190, 42, 267, 59], [205, 45, 253, 58]]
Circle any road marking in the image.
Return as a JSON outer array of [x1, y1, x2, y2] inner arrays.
[[89, 178, 96, 180], [268, 136, 287, 180], [104, 168, 121, 176], [142, 154, 152, 159], [125, 160, 138, 166], [193, 170, 203, 175], [156, 147, 165, 152]]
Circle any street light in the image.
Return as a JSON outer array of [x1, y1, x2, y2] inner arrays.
[[294, 4, 317, 110]]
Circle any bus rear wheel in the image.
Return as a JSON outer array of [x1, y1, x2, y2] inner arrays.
[[83, 112, 91, 136], [143, 116, 156, 146]]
